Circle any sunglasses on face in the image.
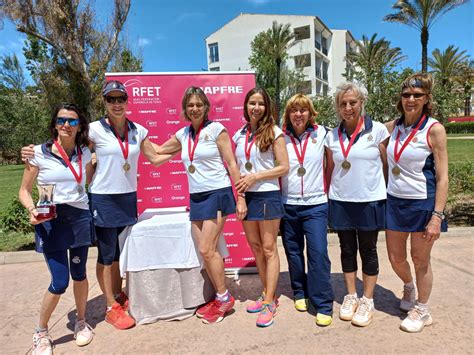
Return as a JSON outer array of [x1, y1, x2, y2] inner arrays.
[[401, 93, 426, 99], [56, 117, 80, 126], [105, 96, 127, 104]]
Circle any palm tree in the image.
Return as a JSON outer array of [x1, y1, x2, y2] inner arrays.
[[384, 0, 470, 73], [263, 21, 298, 124], [454, 59, 474, 116], [428, 45, 469, 87], [0, 54, 26, 92], [346, 33, 406, 95]]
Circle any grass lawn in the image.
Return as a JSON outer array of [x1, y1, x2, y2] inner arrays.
[[0, 164, 24, 212], [447, 139, 474, 163]]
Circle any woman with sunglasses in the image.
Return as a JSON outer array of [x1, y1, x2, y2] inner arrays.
[[233, 87, 289, 328], [325, 82, 389, 327], [155, 86, 243, 324], [385, 73, 448, 333], [19, 104, 95, 354], [21, 80, 171, 331]]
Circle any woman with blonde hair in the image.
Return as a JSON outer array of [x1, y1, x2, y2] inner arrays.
[[233, 87, 289, 327], [280, 94, 334, 326], [325, 82, 389, 327]]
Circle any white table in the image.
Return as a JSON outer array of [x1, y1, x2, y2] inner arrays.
[[119, 208, 228, 325]]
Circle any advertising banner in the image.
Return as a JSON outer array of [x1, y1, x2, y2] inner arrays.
[[105, 72, 256, 270]]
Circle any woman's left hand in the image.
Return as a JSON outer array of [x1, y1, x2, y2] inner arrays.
[[423, 217, 442, 243], [235, 173, 257, 193]]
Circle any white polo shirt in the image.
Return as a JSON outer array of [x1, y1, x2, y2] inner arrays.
[[175, 121, 232, 194], [325, 116, 389, 202], [233, 125, 283, 192], [387, 116, 440, 199], [281, 125, 329, 205], [29, 143, 92, 210], [89, 118, 148, 194]]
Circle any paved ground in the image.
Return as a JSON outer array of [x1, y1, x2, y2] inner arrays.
[[1, 227, 473, 354]]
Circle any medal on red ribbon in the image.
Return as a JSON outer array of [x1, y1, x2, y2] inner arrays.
[[244, 126, 257, 172], [109, 119, 130, 171], [338, 117, 364, 170], [289, 128, 313, 177], [53, 140, 83, 193], [392, 115, 427, 176], [187, 121, 204, 174]]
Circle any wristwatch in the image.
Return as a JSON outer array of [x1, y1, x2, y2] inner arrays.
[[432, 210, 446, 220]]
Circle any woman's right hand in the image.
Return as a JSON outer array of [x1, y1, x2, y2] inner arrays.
[[21, 144, 35, 162], [236, 197, 247, 221]]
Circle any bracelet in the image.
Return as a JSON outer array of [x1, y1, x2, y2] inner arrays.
[[237, 192, 245, 198], [431, 210, 445, 220]]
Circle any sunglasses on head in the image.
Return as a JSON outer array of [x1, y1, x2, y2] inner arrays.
[[401, 93, 426, 99], [105, 96, 127, 104], [56, 117, 80, 126]]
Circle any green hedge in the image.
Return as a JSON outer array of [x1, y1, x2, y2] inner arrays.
[[446, 121, 474, 134], [448, 161, 474, 198]]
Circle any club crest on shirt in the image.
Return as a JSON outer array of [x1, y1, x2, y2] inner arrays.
[[312, 138, 317, 144], [367, 134, 373, 142], [412, 137, 418, 143], [204, 134, 209, 141]]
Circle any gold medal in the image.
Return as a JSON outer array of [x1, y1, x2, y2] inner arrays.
[[297, 166, 306, 177], [123, 162, 130, 171], [245, 161, 253, 171], [341, 160, 351, 170], [392, 166, 401, 176], [188, 164, 196, 174]]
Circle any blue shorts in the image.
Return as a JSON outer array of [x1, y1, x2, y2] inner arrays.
[[329, 199, 386, 231], [189, 186, 236, 221], [244, 190, 284, 221], [90, 192, 137, 227], [35, 204, 93, 253], [96, 226, 126, 265], [386, 194, 448, 232]]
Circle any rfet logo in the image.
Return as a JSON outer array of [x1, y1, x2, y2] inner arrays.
[[149, 171, 161, 178], [146, 120, 158, 127], [166, 108, 178, 115], [171, 184, 182, 191], [151, 196, 163, 204], [213, 106, 224, 113], [123, 79, 161, 97]]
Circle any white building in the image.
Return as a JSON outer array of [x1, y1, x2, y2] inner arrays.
[[205, 13, 357, 97]]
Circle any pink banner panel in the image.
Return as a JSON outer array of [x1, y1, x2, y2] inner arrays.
[[105, 72, 256, 269]]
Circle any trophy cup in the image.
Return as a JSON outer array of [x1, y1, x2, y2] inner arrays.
[[36, 184, 57, 220]]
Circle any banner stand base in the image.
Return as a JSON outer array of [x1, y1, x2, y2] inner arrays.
[[225, 267, 258, 281]]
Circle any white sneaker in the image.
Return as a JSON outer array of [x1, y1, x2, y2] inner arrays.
[[74, 319, 94, 347], [400, 304, 433, 333], [339, 294, 359, 321], [400, 284, 416, 312], [351, 298, 375, 327], [32, 331, 53, 355]]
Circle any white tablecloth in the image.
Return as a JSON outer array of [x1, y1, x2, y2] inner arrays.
[[118, 208, 228, 325]]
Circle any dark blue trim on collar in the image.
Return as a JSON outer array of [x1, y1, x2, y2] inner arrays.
[[284, 124, 315, 141], [41, 141, 79, 167], [100, 117, 137, 140], [339, 116, 374, 144], [189, 120, 213, 140], [397, 114, 429, 130]]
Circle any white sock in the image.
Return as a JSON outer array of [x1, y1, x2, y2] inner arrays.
[[416, 301, 429, 312], [362, 296, 374, 306], [216, 290, 230, 302], [35, 326, 48, 334], [405, 281, 415, 289]]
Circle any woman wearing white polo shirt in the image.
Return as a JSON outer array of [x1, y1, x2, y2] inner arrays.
[[325, 82, 389, 327], [233, 87, 289, 328], [385, 73, 448, 333], [89, 80, 171, 330], [156, 86, 243, 325], [19, 104, 95, 353], [280, 94, 334, 327]]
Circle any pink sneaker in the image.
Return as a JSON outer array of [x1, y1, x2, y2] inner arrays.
[[202, 296, 235, 324], [256, 302, 277, 327], [195, 300, 216, 318], [247, 293, 265, 313]]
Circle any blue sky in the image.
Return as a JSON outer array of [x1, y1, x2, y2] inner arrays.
[[0, 0, 472, 83]]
